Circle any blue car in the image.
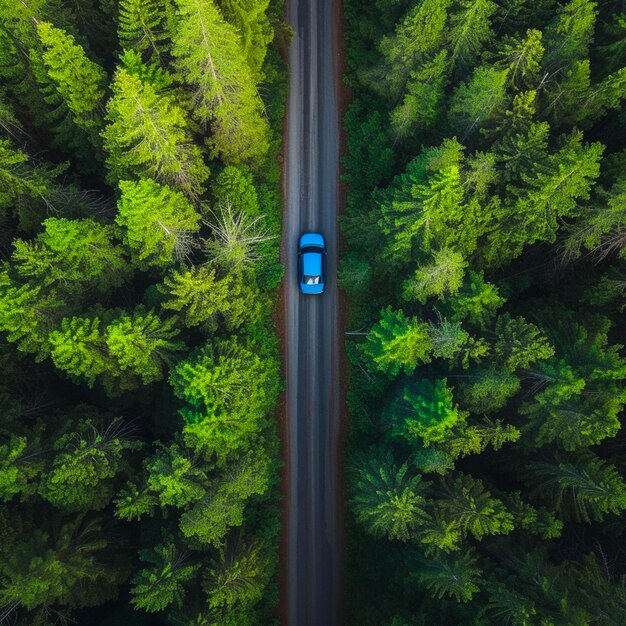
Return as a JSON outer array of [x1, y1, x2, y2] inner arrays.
[[298, 232, 326, 294]]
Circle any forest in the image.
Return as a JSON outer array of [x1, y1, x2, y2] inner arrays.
[[0, 0, 287, 624], [341, 0, 626, 624]]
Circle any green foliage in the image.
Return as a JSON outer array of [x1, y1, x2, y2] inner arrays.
[[116, 178, 201, 268], [172, 0, 270, 166], [178, 450, 271, 545], [362, 307, 432, 377], [171, 338, 279, 460], [40, 418, 139, 511], [204, 538, 271, 609], [103, 66, 209, 197], [118, 0, 171, 60], [350, 448, 427, 541], [0, 435, 43, 502], [493, 314, 554, 371], [402, 248, 466, 304], [418, 550, 482, 602], [36, 22, 105, 149], [386, 379, 465, 447], [131, 541, 199, 611], [13, 218, 129, 294]]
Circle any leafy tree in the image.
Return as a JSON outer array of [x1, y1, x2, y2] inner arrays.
[[172, 0, 270, 166], [350, 448, 427, 541], [36, 22, 105, 150], [447, 270, 504, 326], [116, 178, 201, 268], [131, 541, 199, 612], [102, 66, 209, 197], [362, 307, 432, 377], [211, 165, 260, 216]]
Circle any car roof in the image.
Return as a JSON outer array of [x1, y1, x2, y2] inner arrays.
[[300, 232, 325, 248], [302, 251, 322, 276]]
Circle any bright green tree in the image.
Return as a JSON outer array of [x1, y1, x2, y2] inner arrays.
[[36, 22, 105, 149], [116, 178, 201, 268], [105, 309, 183, 384], [362, 307, 432, 377], [102, 66, 209, 198], [386, 379, 466, 447], [171, 338, 279, 459], [12, 218, 129, 294], [493, 314, 554, 371], [172, 0, 270, 166], [48, 316, 109, 385], [402, 247, 466, 303], [447, 0, 496, 69], [161, 266, 231, 328]]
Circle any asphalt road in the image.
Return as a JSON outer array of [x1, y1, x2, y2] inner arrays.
[[283, 0, 341, 623]]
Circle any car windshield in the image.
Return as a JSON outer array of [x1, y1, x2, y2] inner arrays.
[[304, 274, 321, 285]]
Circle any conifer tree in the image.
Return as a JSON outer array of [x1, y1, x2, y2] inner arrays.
[[102, 66, 209, 198], [172, 0, 270, 166], [36, 22, 106, 150], [118, 0, 171, 60], [116, 178, 201, 268]]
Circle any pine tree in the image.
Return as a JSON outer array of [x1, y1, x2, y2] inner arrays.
[[402, 247, 467, 303], [131, 540, 199, 612], [116, 178, 201, 268], [178, 450, 270, 545], [48, 316, 109, 385], [447, 0, 497, 69], [36, 22, 105, 150], [386, 379, 466, 447], [527, 451, 626, 523], [172, 0, 270, 166], [204, 538, 270, 608], [171, 338, 279, 459], [105, 309, 183, 384], [349, 448, 427, 541], [102, 66, 209, 198], [435, 473, 515, 541], [361, 307, 432, 377], [161, 266, 231, 328], [418, 549, 482, 602], [12, 218, 129, 295], [216, 0, 274, 80], [493, 314, 554, 371], [118, 0, 171, 60], [0, 435, 43, 502], [40, 418, 139, 511]]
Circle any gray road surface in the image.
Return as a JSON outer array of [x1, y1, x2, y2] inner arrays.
[[283, 0, 341, 623]]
